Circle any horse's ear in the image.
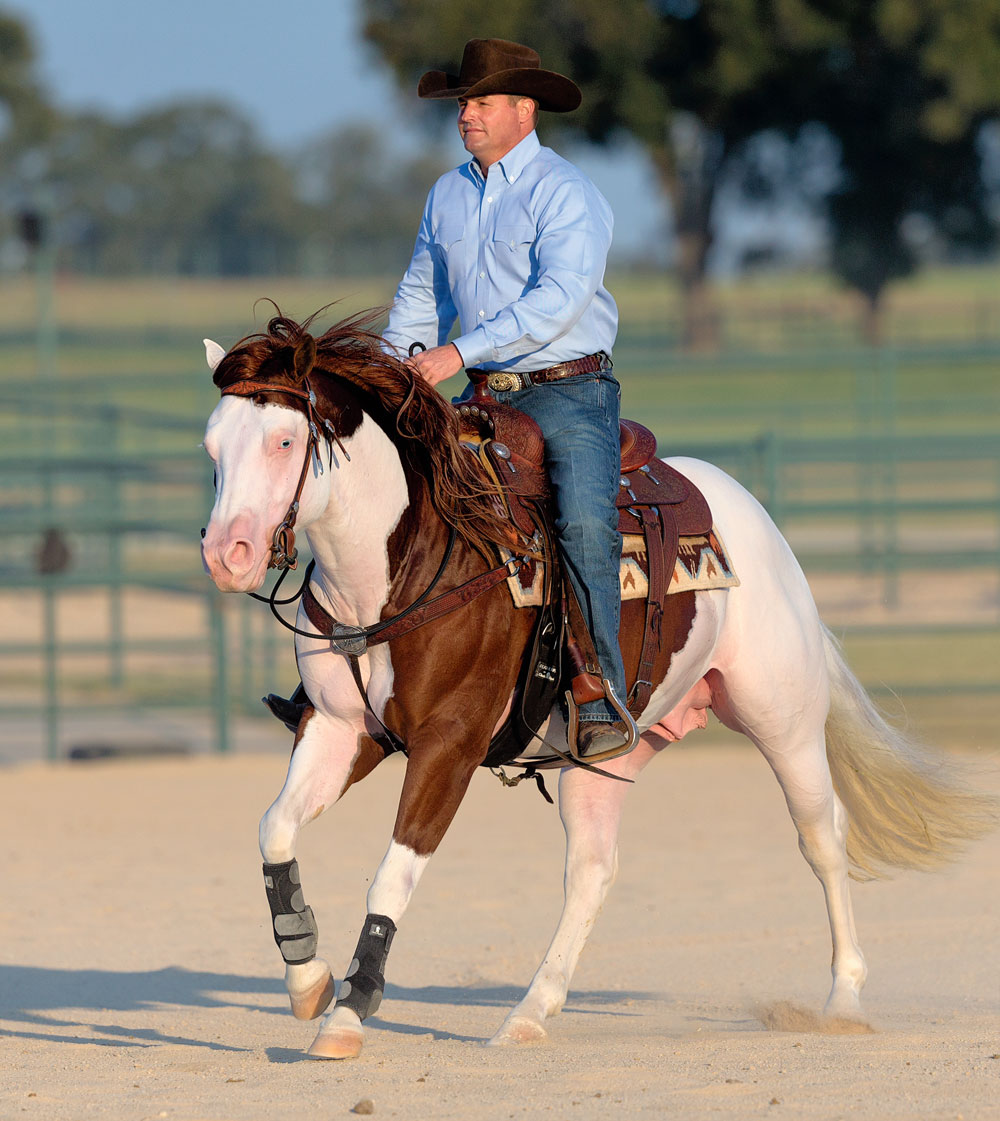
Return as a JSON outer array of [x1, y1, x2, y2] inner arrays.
[[203, 339, 226, 371], [291, 334, 317, 382]]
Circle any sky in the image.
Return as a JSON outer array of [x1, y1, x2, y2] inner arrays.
[[9, 0, 669, 257]]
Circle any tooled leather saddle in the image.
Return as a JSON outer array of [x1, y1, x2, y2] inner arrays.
[[456, 377, 713, 767]]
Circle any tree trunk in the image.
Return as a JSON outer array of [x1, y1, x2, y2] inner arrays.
[[675, 230, 717, 352], [860, 289, 884, 346], [650, 119, 722, 353]]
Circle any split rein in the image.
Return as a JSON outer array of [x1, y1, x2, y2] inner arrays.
[[214, 372, 630, 791]]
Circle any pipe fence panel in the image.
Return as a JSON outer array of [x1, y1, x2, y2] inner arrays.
[[2, 343, 999, 759]]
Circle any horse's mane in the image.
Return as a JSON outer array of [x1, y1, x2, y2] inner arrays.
[[213, 305, 514, 557]]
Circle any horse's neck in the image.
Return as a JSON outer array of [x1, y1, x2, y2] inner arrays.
[[305, 413, 413, 625]]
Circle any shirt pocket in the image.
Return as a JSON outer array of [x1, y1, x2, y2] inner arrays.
[[433, 222, 466, 266], [493, 223, 535, 253]]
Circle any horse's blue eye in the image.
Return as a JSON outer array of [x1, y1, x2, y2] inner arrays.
[[280, 438, 292, 449]]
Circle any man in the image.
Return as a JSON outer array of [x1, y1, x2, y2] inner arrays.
[[383, 38, 636, 759]]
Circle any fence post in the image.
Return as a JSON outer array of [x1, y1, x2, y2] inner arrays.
[[104, 406, 125, 689], [209, 591, 230, 753], [39, 464, 60, 760], [42, 577, 59, 761], [878, 348, 900, 608], [760, 430, 783, 526]]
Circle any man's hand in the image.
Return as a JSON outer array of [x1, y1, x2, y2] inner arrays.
[[405, 343, 464, 386]]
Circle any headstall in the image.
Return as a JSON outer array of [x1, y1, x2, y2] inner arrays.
[[219, 377, 343, 571]]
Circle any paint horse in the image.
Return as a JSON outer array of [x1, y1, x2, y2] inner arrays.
[[200, 310, 994, 1060]]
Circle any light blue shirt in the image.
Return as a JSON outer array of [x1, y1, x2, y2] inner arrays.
[[384, 131, 618, 372]]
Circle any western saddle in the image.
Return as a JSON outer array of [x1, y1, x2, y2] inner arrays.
[[457, 372, 713, 770]]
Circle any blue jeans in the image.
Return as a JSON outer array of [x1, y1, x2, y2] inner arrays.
[[492, 372, 625, 722]]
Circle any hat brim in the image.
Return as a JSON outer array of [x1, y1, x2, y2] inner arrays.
[[417, 67, 581, 113]]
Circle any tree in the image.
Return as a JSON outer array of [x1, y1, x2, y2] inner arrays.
[[297, 125, 450, 275], [362, 0, 1000, 345], [0, 8, 54, 149], [43, 100, 307, 274]]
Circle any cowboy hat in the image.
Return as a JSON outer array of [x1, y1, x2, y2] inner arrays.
[[417, 38, 581, 113]]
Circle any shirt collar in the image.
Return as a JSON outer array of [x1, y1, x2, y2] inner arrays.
[[469, 130, 540, 185]]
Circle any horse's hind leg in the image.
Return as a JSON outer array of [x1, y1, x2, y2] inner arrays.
[[715, 680, 868, 1020], [769, 736, 867, 1018], [490, 737, 659, 1045]]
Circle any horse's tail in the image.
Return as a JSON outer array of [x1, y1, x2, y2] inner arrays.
[[821, 624, 998, 881]]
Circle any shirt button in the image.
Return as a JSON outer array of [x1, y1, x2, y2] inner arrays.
[[486, 196, 493, 203], [479, 271, 485, 278], [478, 310, 485, 318]]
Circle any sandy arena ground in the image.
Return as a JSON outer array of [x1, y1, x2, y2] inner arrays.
[[1, 740, 998, 1121]]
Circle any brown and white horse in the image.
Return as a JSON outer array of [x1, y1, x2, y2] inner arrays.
[[200, 311, 994, 1060]]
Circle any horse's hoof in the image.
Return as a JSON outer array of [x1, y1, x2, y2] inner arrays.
[[307, 1025, 364, 1060], [487, 1016, 548, 1046], [289, 971, 335, 1021]]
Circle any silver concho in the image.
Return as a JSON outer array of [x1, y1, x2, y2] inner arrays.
[[329, 624, 368, 656]]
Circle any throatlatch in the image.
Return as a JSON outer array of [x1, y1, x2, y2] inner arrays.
[[334, 913, 397, 1021], [262, 859, 319, 965]]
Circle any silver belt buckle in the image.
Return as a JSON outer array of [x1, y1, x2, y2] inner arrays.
[[487, 371, 520, 393]]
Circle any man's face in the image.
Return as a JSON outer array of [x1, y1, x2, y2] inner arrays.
[[457, 95, 532, 170]]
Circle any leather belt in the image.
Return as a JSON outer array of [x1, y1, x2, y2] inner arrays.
[[478, 352, 612, 394]]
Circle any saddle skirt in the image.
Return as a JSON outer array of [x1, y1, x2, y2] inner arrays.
[[455, 396, 739, 610]]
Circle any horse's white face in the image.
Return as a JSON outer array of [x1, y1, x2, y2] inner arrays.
[[201, 395, 330, 592]]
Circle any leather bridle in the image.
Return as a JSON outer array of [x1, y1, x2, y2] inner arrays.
[[216, 373, 531, 652], [219, 377, 336, 571]]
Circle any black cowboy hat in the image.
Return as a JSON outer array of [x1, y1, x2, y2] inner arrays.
[[417, 38, 581, 113]]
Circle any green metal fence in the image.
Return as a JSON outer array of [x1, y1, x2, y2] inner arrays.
[[2, 340, 999, 760]]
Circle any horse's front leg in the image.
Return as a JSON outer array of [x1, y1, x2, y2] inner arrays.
[[490, 735, 660, 1045], [259, 708, 382, 1022], [308, 727, 481, 1060]]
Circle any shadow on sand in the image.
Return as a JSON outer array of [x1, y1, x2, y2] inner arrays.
[[0, 963, 668, 1052]]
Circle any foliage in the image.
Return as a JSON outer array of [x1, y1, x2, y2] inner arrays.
[[3, 97, 447, 277], [362, 0, 1000, 337], [0, 8, 447, 277], [40, 101, 301, 275], [0, 7, 54, 150]]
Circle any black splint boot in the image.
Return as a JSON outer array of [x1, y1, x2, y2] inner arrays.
[[262, 682, 310, 733]]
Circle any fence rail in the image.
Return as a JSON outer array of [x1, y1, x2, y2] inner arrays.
[[3, 344, 999, 760]]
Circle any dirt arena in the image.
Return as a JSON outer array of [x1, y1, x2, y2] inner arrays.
[[1, 738, 997, 1120]]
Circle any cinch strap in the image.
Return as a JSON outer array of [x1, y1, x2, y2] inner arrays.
[[334, 913, 397, 1021]]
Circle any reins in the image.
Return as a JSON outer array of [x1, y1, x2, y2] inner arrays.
[[214, 358, 629, 790], [247, 523, 528, 653]]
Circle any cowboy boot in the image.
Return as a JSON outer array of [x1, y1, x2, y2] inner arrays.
[[577, 719, 634, 759], [262, 682, 310, 733]]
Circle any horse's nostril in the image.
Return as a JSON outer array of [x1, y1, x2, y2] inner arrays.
[[201, 527, 207, 539]]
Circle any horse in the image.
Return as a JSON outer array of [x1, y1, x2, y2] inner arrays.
[[200, 309, 995, 1060]]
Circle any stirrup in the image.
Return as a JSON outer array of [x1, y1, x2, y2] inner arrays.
[[565, 680, 639, 765]]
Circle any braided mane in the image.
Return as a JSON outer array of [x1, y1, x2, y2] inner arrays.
[[213, 306, 514, 556]]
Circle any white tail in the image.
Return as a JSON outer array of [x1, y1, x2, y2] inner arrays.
[[822, 625, 998, 881]]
